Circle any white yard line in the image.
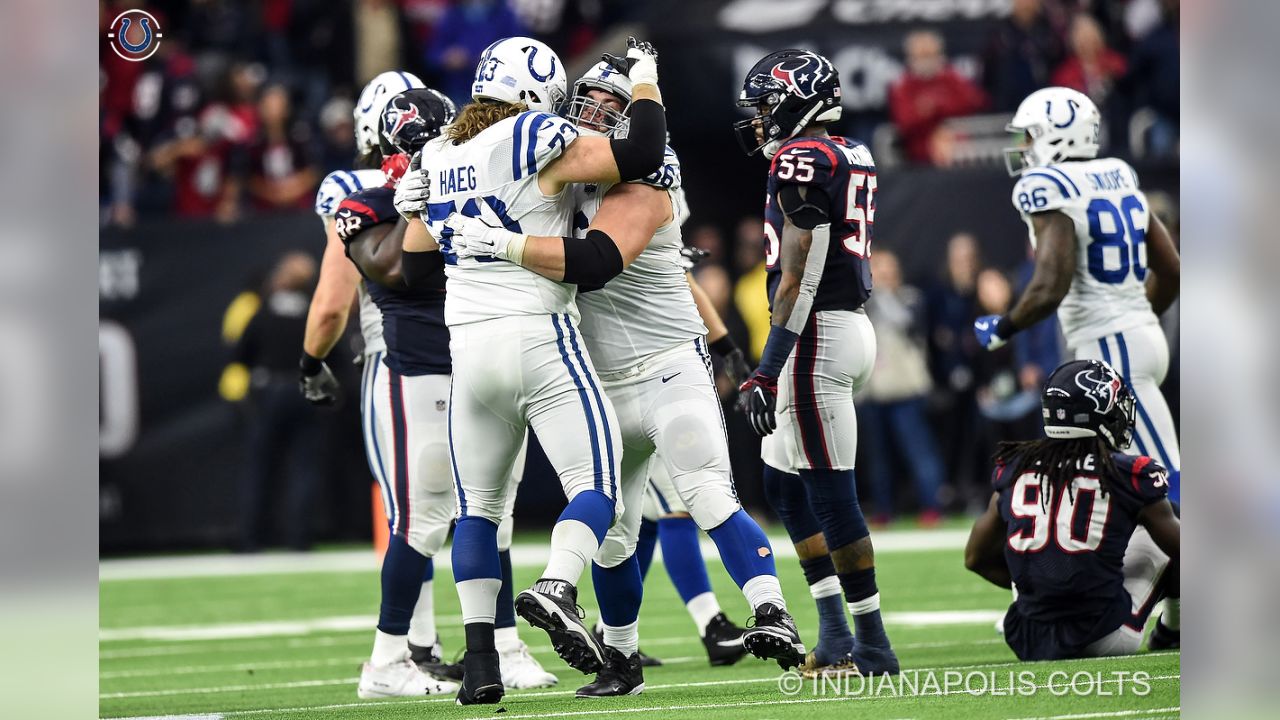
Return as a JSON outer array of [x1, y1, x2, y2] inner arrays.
[[99, 529, 970, 581], [1007, 708, 1181, 720], [99, 608, 1003, 643]]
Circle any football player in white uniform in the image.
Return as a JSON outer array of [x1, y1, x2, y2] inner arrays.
[[391, 36, 673, 704], [444, 60, 807, 694], [973, 87, 1181, 507]]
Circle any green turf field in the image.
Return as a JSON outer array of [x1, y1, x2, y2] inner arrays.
[[99, 529, 1179, 719]]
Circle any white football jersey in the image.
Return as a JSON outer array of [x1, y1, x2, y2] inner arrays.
[[315, 168, 388, 354], [575, 146, 706, 374], [1011, 157, 1160, 348], [418, 111, 582, 326]]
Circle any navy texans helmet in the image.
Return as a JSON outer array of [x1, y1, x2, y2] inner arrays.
[[1041, 359, 1136, 449], [734, 49, 842, 158], [378, 88, 457, 158]]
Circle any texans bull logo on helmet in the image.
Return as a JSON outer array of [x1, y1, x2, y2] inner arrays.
[[1074, 366, 1123, 415]]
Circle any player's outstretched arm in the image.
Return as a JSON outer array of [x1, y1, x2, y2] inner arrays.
[[964, 493, 1013, 588], [346, 218, 411, 288], [303, 221, 360, 360], [688, 273, 752, 387], [1137, 498, 1180, 561], [975, 211, 1075, 350], [444, 182, 668, 286], [1144, 213, 1180, 315]]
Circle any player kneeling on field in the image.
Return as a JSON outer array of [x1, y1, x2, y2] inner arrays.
[[965, 359, 1179, 661]]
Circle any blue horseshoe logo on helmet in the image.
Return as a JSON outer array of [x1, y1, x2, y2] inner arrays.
[[524, 46, 557, 83], [118, 17, 154, 53], [1047, 98, 1079, 129]]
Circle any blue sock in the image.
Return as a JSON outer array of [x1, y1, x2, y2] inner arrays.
[[451, 516, 500, 582], [495, 549, 516, 629], [558, 489, 615, 544], [636, 518, 658, 581], [707, 509, 777, 588], [378, 533, 430, 635], [658, 516, 713, 603], [841, 568, 889, 647], [592, 554, 643, 626], [815, 593, 854, 661]]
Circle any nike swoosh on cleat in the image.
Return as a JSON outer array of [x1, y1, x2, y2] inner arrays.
[[661, 373, 680, 383]]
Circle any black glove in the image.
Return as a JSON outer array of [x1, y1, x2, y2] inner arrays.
[[679, 245, 710, 271], [709, 334, 750, 389], [299, 352, 340, 406], [737, 372, 778, 437]]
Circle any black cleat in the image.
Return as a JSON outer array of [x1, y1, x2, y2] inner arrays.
[[575, 646, 645, 698], [455, 650, 504, 705], [516, 578, 606, 674], [593, 622, 662, 666], [409, 639, 465, 682], [1147, 621, 1180, 651], [702, 612, 748, 666], [742, 603, 806, 670]]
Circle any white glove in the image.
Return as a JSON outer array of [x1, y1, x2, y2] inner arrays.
[[443, 212, 527, 263], [393, 164, 430, 218], [626, 38, 659, 87]]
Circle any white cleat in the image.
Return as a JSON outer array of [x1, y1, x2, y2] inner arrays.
[[357, 657, 460, 699], [499, 638, 559, 689]]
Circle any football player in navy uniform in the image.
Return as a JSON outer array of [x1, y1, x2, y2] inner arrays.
[[964, 359, 1181, 660], [334, 89, 558, 698], [732, 50, 898, 676]]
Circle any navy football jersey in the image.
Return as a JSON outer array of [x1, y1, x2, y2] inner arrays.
[[335, 187, 450, 376], [763, 135, 876, 314], [996, 452, 1169, 658]]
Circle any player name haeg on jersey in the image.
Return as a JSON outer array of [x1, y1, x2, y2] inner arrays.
[[418, 111, 582, 327]]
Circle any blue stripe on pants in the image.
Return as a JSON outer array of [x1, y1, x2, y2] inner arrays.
[[564, 315, 616, 498], [552, 314, 604, 493], [1116, 333, 1175, 470]]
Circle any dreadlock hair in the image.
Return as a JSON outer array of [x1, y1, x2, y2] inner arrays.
[[993, 436, 1118, 511]]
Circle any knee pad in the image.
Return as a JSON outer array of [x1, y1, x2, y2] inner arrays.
[[657, 409, 722, 475], [801, 469, 868, 549], [417, 440, 454, 495], [762, 464, 823, 544]]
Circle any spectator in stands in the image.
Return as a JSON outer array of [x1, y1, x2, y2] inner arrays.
[[148, 62, 262, 222], [234, 252, 324, 552], [888, 30, 988, 165], [972, 268, 1042, 446], [858, 250, 945, 526], [688, 223, 727, 265], [316, 96, 358, 175], [247, 84, 319, 211], [1122, 0, 1179, 156], [1052, 13, 1127, 107], [982, 0, 1065, 112], [731, 216, 770, 361], [926, 232, 985, 506], [425, 0, 528, 105]]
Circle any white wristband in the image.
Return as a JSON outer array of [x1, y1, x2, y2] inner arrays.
[[503, 234, 529, 265]]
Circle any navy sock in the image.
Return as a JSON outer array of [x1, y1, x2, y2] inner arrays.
[[815, 593, 853, 661], [451, 516, 500, 581], [840, 568, 888, 647], [658, 516, 713, 604], [762, 464, 823, 543], [495, 549, 516, 630], [707, 509, 776, 588], [838, 567, 878, 604], [799, 555, 837, 586], [636, 517, 659, 581], [592, 554, 643, 627], [799, 468, 868, 549], [378, 533, 430, 635]]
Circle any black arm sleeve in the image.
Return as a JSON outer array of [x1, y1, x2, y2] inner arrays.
[[561, 229, 624, 287], [776, 183, 830, 230], [609, 98, 667, 181], [400, 249, 444, 287]]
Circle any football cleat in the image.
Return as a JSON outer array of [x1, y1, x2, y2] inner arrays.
[[800, 650, 861, 679], [409, 638, 464, 681], [356, 657, 459, 699], [702, 612, 748, 666], [851, 639, 901, 676], [516, 578, 606, 674], [497, 637, 559, 688], [742, 603, 806, 669], [455, 650, 504, 705], [1147, 621, 1180, 651], [593, 621, 661, 667], [575, 646, 645, 698]]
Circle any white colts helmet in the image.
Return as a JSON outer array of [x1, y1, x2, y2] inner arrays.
[[471, 37, 567, 113], [1003, 86, 1101, 176], [355, 71, 425, 155], [566, 60, 633, 137]]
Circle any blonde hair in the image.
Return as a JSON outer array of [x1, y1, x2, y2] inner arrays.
[[446, 101, 529, 143]]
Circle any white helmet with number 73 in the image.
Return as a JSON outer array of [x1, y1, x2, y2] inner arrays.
[[1003, 87, 1101, 176], [471, 37, 567, 113]]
